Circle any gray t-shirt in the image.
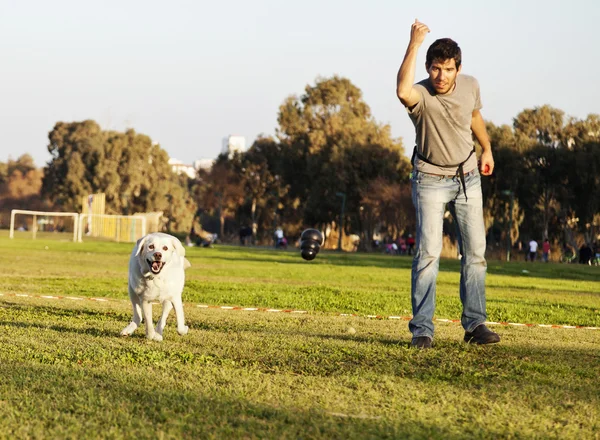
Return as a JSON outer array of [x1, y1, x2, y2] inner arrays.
[[407, 74, 481, 175]]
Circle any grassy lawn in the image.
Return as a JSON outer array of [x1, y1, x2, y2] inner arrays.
[[0, 235, 599, 439]]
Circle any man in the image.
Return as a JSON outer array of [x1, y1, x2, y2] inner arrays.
[[528, 239, 538, 262], [542, 239, 550, 263], [396, 19, 499, 349], [274, 227, 285, 249]]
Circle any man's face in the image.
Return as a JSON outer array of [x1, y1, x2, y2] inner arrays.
[[426, 58, 461, 95]]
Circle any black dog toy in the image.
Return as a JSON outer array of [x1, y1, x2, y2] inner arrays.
[[300, 229, 324, 261]]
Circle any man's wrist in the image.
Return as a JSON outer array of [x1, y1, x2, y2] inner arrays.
[[407, 41, 422, 51]]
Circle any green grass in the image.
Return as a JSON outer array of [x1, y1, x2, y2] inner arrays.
[[0, 236, 599, 439]]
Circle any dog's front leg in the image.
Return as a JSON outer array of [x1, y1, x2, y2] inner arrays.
[[121, 290, 143, 336], [155, 300, 173, 337], [142, 300, 162, 341], [171, 297, 189, 336]]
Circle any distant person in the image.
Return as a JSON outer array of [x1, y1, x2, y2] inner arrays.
[[406, 234, 415, 256], [202, 233, 217, 248], [398, 237, 407, 255], [397, 20, 498, 349], [579, 243, 593, 265], [528, 239, 538, 262], [275, 227, 285, 249], [239, 226, 252, 245], [542, 239, 551, 263]]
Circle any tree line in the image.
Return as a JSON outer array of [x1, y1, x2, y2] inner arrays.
[[1, 76, 598, 259]]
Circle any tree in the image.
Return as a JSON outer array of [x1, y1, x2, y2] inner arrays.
[[43, 120, 102, 210], [513, 107, 569, 241], [359, 178, 414, 250], [276, 76, 410, 243], [561, 114, 600, 149], [0, 155, 45, 204], [513, 105, 565, 149], [193, 155, 244, 238], [43, 121, 196, 232], [0, 155, 48, 227]]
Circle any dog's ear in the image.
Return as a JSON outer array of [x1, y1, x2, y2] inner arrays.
[[184, 258, 191, 270], [171, 236, 186, 258], [135, 235, 147, 257]]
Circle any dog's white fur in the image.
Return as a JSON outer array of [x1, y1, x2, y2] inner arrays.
[[121, 232, 191, 341]]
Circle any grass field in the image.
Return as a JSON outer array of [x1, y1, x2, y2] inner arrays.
[[1, 234, 599, 439]]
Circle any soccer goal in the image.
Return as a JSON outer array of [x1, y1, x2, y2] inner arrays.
[[77, 214, 147, 243], [10, 209, 79, 242]]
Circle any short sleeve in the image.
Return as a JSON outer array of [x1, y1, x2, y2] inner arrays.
[[406, 87, 424, 116], [473, 78, 482, 111]]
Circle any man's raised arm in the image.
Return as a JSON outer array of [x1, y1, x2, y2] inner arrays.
[[396, 19, 430, 108]]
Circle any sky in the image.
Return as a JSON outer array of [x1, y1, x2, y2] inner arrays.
[[1, 0, 599, 168]]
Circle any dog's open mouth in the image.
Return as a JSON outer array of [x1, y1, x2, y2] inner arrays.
[[147, 259, 165, 274]]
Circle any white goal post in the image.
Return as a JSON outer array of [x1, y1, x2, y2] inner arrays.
[[77, 213, 147, 243], [10, 209, 79, 242]]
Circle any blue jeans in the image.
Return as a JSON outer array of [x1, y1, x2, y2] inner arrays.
[[410, 169, 488, 339]]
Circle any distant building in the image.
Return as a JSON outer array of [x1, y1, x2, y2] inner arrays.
[[194, 158, 214, 170], [169, 158, 215, 179], [221, 135, 246, 157], [169, 158, 198, 179]]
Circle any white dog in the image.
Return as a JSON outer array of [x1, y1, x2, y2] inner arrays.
[[121, 232, 191, 341]]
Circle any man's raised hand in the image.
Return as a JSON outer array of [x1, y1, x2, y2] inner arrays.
[[410, 19, 430, 46]]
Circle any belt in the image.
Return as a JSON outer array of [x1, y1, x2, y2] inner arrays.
[[412, 147, 476, 201], [420, 168, 477, 179]]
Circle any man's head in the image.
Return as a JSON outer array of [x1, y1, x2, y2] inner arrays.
[[425, 38, 462, 95]]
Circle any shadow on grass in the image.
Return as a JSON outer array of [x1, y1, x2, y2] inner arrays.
[[2, 300, 599, 431], [0, 300, 127, 320], [0, 320, 117, 338], [0, 300, 131, 338], [0, 360, 472, 439]]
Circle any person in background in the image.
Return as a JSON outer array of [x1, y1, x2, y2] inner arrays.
[[406, 234, 415, 256], [275, 227, 285, 249], [542, 239, 551, 263], [528, 239, 538, 262]]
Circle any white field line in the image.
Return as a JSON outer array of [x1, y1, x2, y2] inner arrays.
[[2, 293, 598, 331]]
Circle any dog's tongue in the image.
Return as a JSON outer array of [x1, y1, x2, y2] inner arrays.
[[152, 261, 161, 272]]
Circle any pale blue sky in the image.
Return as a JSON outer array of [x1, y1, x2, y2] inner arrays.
[[1, 0, 598, 167]]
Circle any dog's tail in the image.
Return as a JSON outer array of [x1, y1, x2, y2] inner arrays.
[[184, 258, 191, 270]]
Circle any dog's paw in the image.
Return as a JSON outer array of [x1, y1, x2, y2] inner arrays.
[[120, 323, 137, 336], [177, 325, 189, 336], [145, 331, 163, 341]]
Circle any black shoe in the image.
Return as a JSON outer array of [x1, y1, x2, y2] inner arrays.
[[464, 324, 500, 344], [411, 336, 432, 349]]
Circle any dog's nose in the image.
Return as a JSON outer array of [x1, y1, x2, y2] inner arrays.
[[153, 252, 162, 260]]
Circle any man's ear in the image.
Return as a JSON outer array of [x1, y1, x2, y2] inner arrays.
[[135, 235, 147, 257]]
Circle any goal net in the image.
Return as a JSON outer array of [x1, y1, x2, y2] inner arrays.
[[10, 209, 79, 242], [77, 214, 147, 243]]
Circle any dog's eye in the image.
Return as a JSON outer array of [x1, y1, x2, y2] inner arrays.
[[163, 246, 168, 251], [148, 244, 154, 250]]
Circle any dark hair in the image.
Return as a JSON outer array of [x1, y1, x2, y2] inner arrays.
[[426, 38, 462, 69]]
